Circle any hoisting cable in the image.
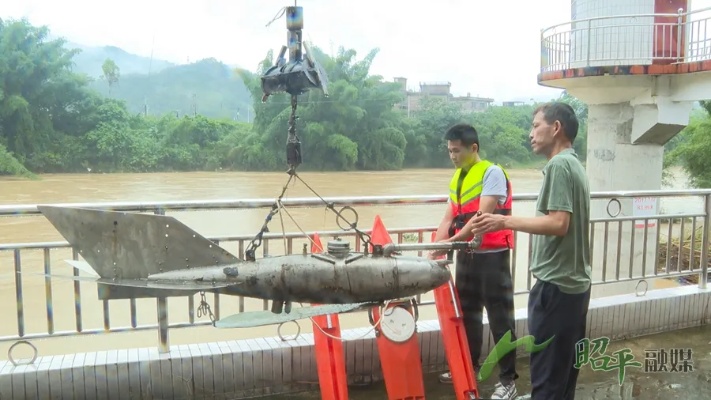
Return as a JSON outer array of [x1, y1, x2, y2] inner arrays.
[[286, 95, 302, 171], [244, 172, 296, 261], [243, 1, 369, 260], [243, 93, 372, 259]]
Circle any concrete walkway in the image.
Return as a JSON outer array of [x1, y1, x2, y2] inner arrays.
[[263, 324, 711, 399]]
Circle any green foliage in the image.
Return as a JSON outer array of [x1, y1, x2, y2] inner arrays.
[[556, 91, 589, 160], [234, 46, 411, 171], [233, 45, 567, 171], [663, 105, 711, 188], [406, 96, 466, 167], [0, 143, 36, 178], [0, 18, 594, 178], [0, 17, 88, 173], [0, 18, 254, 175], [80, 108, 253, 173], [101, 58, 120, 95]]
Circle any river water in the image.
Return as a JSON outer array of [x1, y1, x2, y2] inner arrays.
[[0, 167, 699, 358]]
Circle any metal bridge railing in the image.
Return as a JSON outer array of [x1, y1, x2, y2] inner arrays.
[[540, 7, 711, 72], [0, 189, 709, 353]]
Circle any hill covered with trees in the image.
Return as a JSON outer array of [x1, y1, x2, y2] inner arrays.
[[64, 40, 253, 121], [68, 42, 176, 78], [87, 57, 254, 121]]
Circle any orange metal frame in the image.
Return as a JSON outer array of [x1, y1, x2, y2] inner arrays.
[[432, 230, 480, 399], [368, 215, 426, 400], [308, 220, 480, 400], [310, 233, 349, 400]]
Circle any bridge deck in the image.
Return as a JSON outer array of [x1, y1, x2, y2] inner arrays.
[[268, 324, 711, 400], [0, 285, 708, 399]]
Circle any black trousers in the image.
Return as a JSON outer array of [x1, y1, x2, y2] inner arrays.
[[455, 250, 518, 384], [528, 279, 591, 400]]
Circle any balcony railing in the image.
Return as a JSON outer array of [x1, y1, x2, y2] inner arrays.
[[540, 7, 711, 72], [0, 189, 709, 354]]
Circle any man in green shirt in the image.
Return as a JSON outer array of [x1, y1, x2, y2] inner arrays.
[[467, 101, 591, 399]]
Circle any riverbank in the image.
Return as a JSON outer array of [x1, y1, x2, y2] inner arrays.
[[0, 161, 549, 180]]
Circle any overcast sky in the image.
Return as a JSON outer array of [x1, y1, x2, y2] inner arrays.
[[3, 0, 711, 103]]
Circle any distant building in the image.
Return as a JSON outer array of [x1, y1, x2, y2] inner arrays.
[[393, 77, 494, 116], [503, 101, 527, 107]]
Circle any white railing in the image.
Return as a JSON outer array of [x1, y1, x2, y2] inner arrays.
[[541, 7, 711, 72], [0, 190, 709, 353]]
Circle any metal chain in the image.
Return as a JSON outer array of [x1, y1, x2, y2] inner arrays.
[[286, 95, 301, 170], [293, 174, 372, 248], [244, 173, 296, 261], [244, 92, 372, 259], [196, 291, 216, 326], [245, 96, 300, 261]]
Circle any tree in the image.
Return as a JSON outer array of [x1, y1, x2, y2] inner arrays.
[[557, 91, 588, 162], [235, 45, 409, 171], [0, 18, 253, 175], [407, 96, 465, 168], [0, 18, 597, 177], [664, 106, 711, 188], [0, 18, 94, 174], [101, 58, 120, 95]]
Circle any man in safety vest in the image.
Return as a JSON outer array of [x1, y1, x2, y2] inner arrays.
[[430, 123, 519, 400]]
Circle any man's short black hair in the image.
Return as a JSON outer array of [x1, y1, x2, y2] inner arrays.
[[533, 102, 579, 144], [444, 123, 480, 150]]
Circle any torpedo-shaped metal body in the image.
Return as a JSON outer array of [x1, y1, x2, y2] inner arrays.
[[36, 206, 452, 307], [147, 248, 451, 305]]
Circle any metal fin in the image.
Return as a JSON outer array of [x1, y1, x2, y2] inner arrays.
[[64, 259, 100, 276], [214, 303, 369, 328], [30, 273, 233, 291], [37, 205, 240, 280]]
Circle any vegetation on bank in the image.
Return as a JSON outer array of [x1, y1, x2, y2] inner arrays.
[[1, 18, 709, 188], [662, 101, 711, 189], [0, 18, 583, 176], [656, 224, 708, 285]]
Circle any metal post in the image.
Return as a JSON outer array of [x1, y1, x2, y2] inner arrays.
[[157, 297, 169, 353], [677, 8, 684, 63], [381, 240, 481, 256], [540, 29, 545, 71], [14, 249, 24, 337], [699, 194, 710, 290], [587, 19, 591, 67]]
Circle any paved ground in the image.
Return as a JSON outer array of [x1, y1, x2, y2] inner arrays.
[[263, 324, 711, 399]]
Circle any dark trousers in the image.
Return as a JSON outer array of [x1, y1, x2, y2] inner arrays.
[[528, 279, 591, 400], [455, 250, 518, 384]]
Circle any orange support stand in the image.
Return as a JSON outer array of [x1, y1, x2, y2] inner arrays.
[[431, 232, 480, 400], [368, 215, 426, 400], [310, 233, 349, 400]]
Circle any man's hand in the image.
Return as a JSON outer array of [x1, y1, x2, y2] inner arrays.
[[468, 212, 507, 236], [427, 239, 450, 259], [428, 249, 448, 259]]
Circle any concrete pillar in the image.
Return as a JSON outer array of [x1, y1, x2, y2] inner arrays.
[[586, 103, 665, 193], [538, 1, 711, 297], [586, 103, 660, 290], [583, 98, 692, 296]]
